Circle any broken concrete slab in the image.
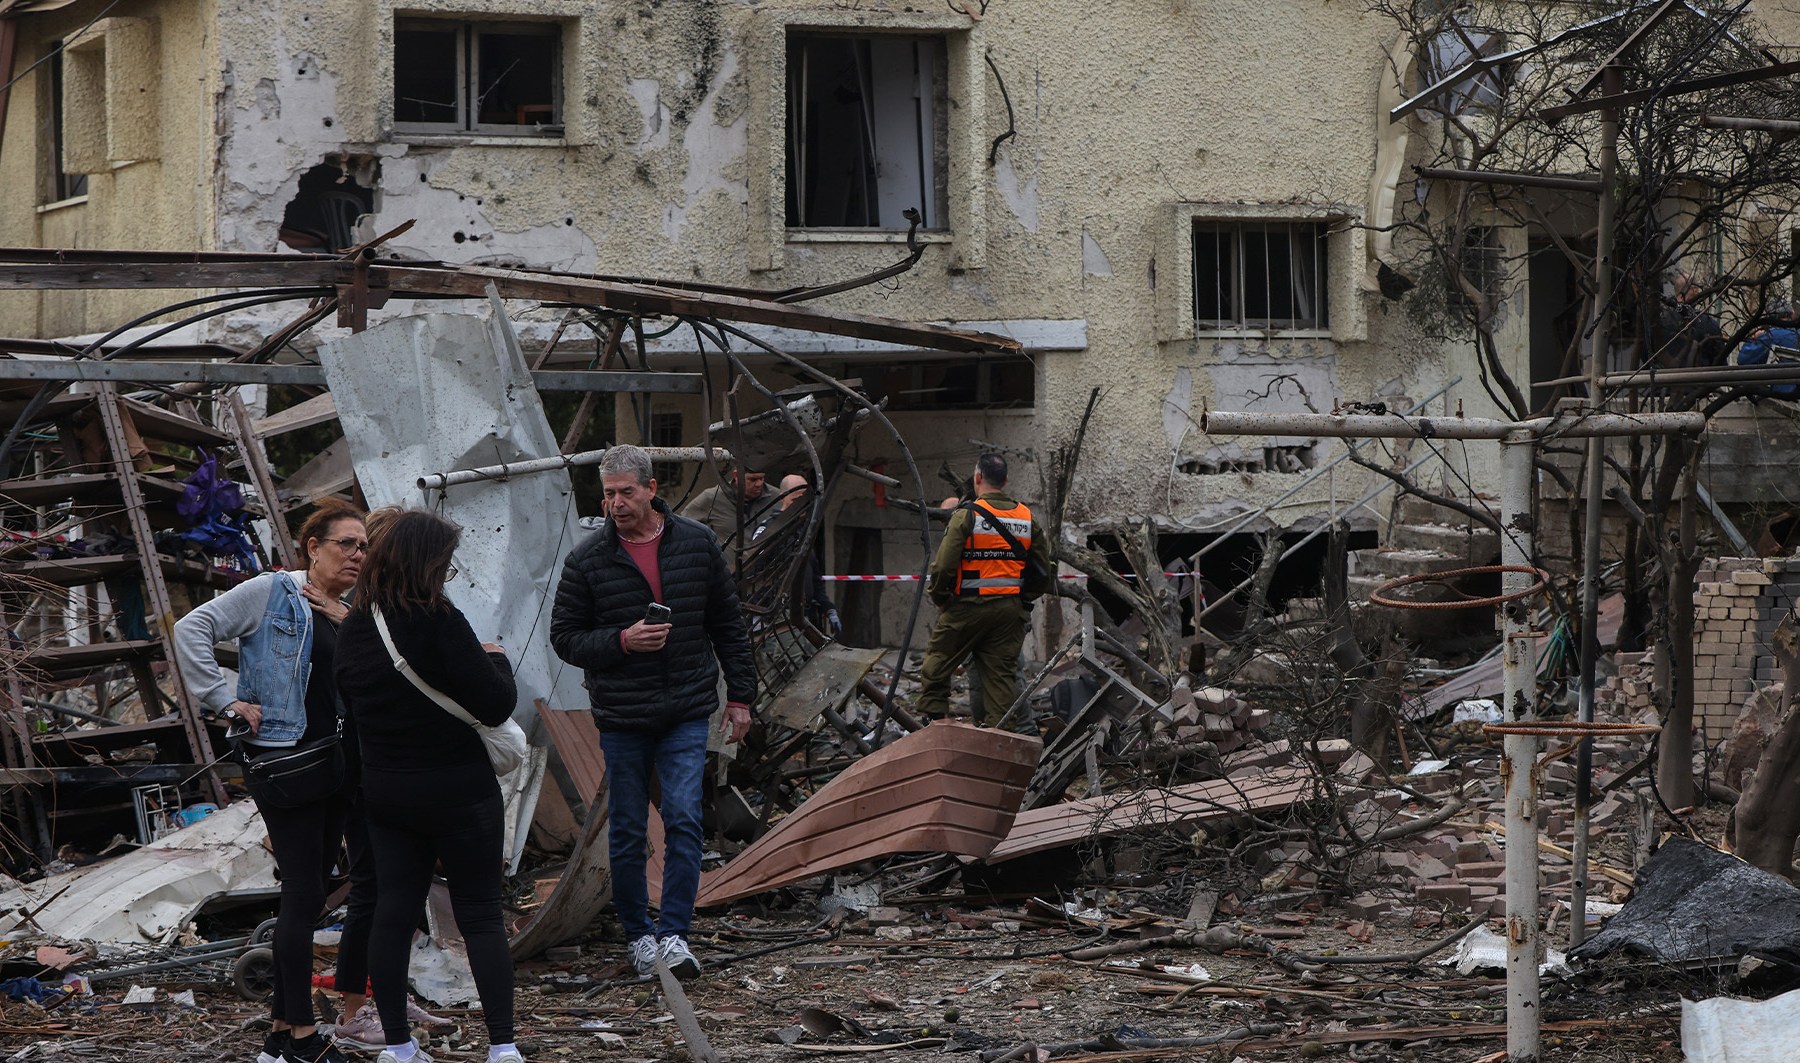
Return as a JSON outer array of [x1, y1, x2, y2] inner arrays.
[[695, 722, 1040, 907]]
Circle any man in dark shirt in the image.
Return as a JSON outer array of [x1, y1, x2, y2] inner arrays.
[[550, 444, 755, 982]]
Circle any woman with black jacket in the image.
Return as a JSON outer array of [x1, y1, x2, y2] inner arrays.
[[334, 511, 522, 1063]]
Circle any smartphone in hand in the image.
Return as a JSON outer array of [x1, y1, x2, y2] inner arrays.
[[645, 602, 673, 624]]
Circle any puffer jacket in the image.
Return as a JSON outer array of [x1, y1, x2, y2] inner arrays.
[[549, 497, 756, 731]]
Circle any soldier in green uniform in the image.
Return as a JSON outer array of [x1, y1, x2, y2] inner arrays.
[[916, 453, 1054, 725]]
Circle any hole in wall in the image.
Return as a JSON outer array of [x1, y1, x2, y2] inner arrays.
[[278, 161, 377, 252]]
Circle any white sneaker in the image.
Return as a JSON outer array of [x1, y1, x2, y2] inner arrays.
[[489, 1051, 525, 1063], [374, 1046, 433, 1063], [659, 935, 700, 981], [629, 934, 659, 977]]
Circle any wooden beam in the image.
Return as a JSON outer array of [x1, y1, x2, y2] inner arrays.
[[0, 261, 347, 289], [252, 391, 338, 437], [0, 358, 704, 392], [375, 265, 1024, 355]]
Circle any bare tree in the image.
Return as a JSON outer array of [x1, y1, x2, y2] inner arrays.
[[1363, 1, 1800, 820]]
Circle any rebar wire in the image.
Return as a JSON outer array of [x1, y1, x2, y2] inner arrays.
[[0, 287, 332, 478], [703, 320, 934, 747]]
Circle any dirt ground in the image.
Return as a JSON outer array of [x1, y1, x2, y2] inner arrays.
[[0, 900, 1700, 1063]]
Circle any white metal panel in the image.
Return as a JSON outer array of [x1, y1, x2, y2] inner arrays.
[[319, 296, 587, 870]]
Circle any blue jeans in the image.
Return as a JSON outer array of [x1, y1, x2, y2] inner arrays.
[[599, 716, 709, 941]]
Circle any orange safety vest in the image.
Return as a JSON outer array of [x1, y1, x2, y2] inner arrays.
[[956, 499, 1034, 597]]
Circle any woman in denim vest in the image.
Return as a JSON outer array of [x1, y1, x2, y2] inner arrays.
[[173, 500, 367, 1063]]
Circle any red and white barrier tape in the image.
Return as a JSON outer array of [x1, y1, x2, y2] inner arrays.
[[819, 572, 1204, 581]]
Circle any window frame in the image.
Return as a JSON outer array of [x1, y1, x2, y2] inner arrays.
[[43, 49, 89, 205], [1191, 220, 1333, 332], [391, 16, 564, 138], [1157, 203, 1365, 343], [783, 30, 950, 233], [747, 9, 987, 272]]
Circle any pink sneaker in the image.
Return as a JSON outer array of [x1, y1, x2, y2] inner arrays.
[[405, 998, 451, 1026]]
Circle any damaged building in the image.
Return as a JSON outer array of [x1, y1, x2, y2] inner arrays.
[[6, 1, 1800, 1060], [0, 0, 1623, 646]]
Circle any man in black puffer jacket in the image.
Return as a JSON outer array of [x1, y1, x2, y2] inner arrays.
[[550, 444, 755, 982]]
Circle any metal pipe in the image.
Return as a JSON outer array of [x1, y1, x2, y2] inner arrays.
[[418, 445, 731, 491], [1499, 432, 1541, 1062], [1572, 65, 1622, 958], [1414, 166, 1603, 194], [1542, 363, 1800, 387], [1702, 114, 1800, 134], [1189, 378, 1461, 564], [1200, 409, 1705, 440]]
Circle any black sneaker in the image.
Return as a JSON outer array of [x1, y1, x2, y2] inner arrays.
[[281, 1032, 350, 1063], [256, 1031, 290, 1063]]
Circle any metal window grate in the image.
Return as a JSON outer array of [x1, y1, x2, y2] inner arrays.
[[1192, 220, 1331, 330]]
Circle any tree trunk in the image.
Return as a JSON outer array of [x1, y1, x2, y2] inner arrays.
[[1731, 613, 1800, 878], [1322, 521, 1391, 759], [1655, 447, 1700, 811]]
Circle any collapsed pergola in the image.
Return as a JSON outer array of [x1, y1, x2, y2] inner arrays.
[[0, 235, 1025, 863]]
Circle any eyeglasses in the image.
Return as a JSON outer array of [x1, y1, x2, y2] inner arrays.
[[322, 537, 370, 556], [444, 564, 459, 583]]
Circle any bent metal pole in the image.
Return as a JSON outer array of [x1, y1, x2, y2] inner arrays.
[[1203, 406, 1702, 1063], [416, 445, 732, 491]]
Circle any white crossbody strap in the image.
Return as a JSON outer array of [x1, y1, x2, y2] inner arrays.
[[371, 607, 481, 728]]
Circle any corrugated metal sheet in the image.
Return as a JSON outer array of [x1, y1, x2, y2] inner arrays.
[[986, 765, 1316, 863], [695, 722, 1039, 907]]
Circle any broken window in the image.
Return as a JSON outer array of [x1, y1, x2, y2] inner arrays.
[[1179, 443, 1318, 476], [44, 51, 88, 202], [785, 32, 948, 229], [844, 358, 1033, 411], [1420, 21, 1509, 115], [394, 18, 561, 135], [1193, 221, 1331, 331]]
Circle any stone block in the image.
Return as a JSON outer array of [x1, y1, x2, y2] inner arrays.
[[1415, 882, 1472, 907]]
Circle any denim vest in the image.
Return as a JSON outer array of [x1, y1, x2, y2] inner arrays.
[[235, 574, 313, 746]]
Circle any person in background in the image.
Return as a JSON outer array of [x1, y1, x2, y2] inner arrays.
[[916, 454, 1053, 726], [1653, 270, 1726, 368], [173, 500, 367, 1063], [777, 473, 840, 638], [334, 511, 521, 1063], [550, 444, 756, 982], [1735, 299, 1800, 400], [680, 463, 770, 547]]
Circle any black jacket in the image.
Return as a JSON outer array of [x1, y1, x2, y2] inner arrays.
[[549, 497, 756, 732], [335, 601, 517, 774]]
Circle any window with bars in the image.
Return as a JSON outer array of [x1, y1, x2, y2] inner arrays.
[[1192, 221, 1331, 331], [785, 32, 948, 229], [1448, 226, 1504, 313], [394, 18, 562, 135]]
